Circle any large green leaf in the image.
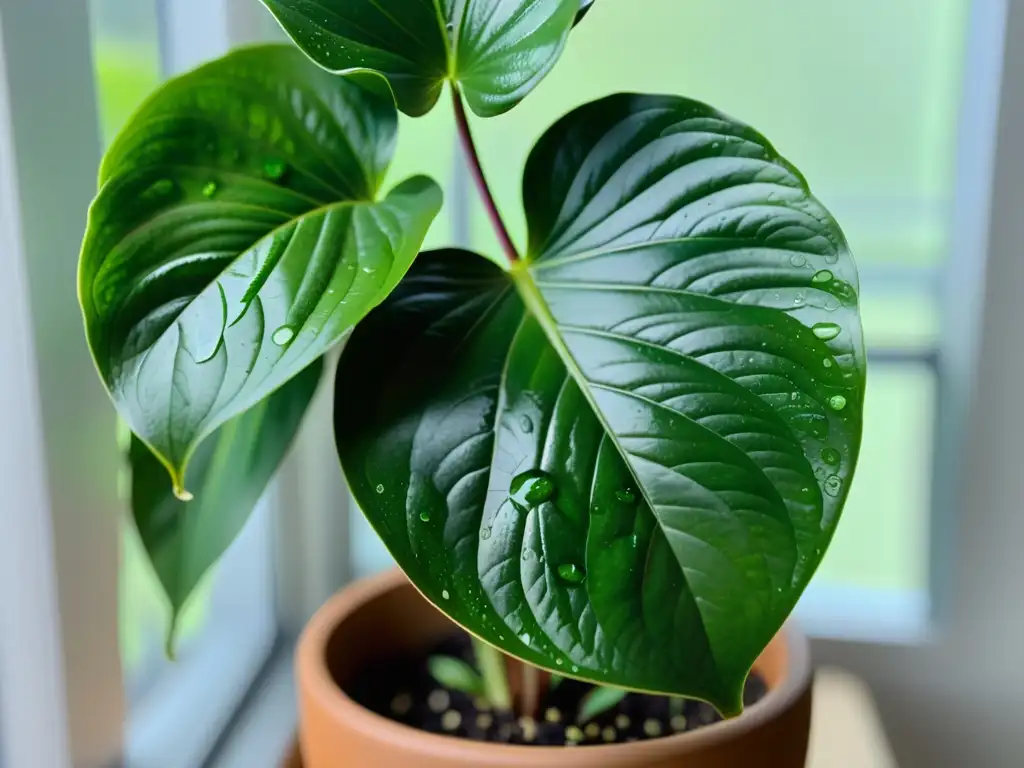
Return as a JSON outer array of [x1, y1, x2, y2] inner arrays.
[[79, 45, 442, 495], [336, 94, 864, 714], [129, 359, 322, 643], [260, 0, 579, 118]]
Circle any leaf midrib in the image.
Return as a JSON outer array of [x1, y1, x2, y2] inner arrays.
[[508, 264, 723, 681]]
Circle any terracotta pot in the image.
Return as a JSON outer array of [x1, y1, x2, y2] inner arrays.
[[296, 569, 812, 768]]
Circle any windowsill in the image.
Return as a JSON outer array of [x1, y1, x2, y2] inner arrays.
[[211, 640, 300, 768]]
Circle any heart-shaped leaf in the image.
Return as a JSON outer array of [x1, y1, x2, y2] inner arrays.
[[128, 359, 322, 646], [261, 0, 579, 118], [79, 45, 442, 495], [336, 94, 864, 713]]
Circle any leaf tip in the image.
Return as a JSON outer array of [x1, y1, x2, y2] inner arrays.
[[172, 484, 194, 502]]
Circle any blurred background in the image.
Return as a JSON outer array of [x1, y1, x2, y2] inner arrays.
[[2, 0, 1022, 766]]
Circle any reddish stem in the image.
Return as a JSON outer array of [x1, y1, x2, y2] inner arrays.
[[451, 87, 520, 266]]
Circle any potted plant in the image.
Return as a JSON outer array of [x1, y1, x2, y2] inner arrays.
[[78, 1, 865, 765]]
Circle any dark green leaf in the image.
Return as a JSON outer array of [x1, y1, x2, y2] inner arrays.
[[130, 358, 322, 645], [336, 94, 865, 714], [577, 686, 627, 724], [80, 45, 442, 495], [260, 0, 579, 117], [427, 655, 486, 697]]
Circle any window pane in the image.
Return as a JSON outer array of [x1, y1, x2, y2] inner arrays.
[[88, 2, 280, 762], [815, 363, 935, 592], [88, 0, 161, 142]]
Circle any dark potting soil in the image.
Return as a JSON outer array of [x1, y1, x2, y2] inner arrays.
[[344, 632, 768, 747]]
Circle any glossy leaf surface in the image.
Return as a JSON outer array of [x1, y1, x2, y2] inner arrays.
[[80, 45, 442, 493], [336, 94, 865, 713], [261, 0, 579, 117], [129, 359, 322, 637]]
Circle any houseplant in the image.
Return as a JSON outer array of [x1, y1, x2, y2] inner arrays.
[[78, 0, 865, 764]]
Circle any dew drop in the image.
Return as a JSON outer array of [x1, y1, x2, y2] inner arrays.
[[821, 447, 842, 466], [262, 157, 287, 181], [790, 391, 799, 401], [789, 254, 807, 268], [201, 180, 218, 198], [419, 511, 431, 522], [555, 659, 564, 666], [793, 293, 806, 307], [520, 632, 531, 645], [812, 269, 834, 284], [824, 474, 843, 497], [614, 488, 636, 505], [557, 563, 586, 585], [812, 322, 842, 341], [571, 665, 580, 673], [173, 486, 194, 502], [480, 527, 492, 541], [272, 325, 295, 346], [828, 395, 848, 411], [442, 589, 450, 600], [520, 415, 534, 434], [824, 252, 840, 265], [375, 483, 385, 494], [510, 469, 555, 507], [823, 358, 834, 368]]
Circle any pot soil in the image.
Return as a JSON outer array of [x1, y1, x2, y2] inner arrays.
[[296, 569, 812, 767]]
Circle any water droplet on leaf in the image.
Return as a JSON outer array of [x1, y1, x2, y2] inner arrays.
[[789, 254, 807, 268], [510, 470, 555, 507], [821, 447, 841, 466], [442, 589, 450, 600], [272, 325, 295, 346], [812, 322, 842, 341], [419, 511, 431, 522], [824, 474, 843, 497], [828, 395, 847, 411], [375, 483, 385, 494], [201, 180, 218, 198], [614, 488, 636, 505], [519, 415, 534, 434], [557, 563, 586, 585], [812, 269, 834, 284], [480, 527, 492, 541], [823, 358, 834, 368]]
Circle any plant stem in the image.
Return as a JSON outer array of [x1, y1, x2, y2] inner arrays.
[[520, 663, 541, 720], [471, 636, 513, 711], [451, 86, 520, 266]]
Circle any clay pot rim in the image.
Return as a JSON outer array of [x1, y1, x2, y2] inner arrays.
[[297, 568, 811, 760]]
